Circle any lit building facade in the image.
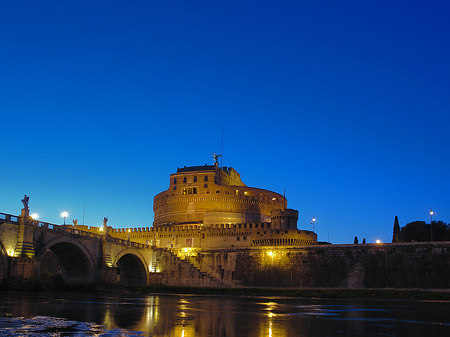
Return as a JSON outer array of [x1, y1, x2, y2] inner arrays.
[[115, 163, 319, 249], [153, 164, 287, 227]]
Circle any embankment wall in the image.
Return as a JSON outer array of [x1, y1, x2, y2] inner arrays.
[[170, 242, 450, 289]]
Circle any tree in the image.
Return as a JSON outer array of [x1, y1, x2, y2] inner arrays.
[[396, 220, 450, 242], [392, 216, 400, 243], [354, 236, 359, 244]]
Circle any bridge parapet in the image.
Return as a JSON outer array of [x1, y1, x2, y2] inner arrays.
[[1, 211, 153, 252], [0, 212, 18, 224]]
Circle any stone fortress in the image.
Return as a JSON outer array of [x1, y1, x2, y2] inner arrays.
[[2, 157, 450, 289], [106, 156, 317, 249]]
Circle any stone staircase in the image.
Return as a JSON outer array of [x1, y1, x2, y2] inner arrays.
[[156, 248, 225, 287], [183, 254, 231, 287]]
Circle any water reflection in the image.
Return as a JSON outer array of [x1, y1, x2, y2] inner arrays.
[[0, 291, 450, 337]]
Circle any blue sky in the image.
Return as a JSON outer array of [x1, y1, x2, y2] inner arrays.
[[1, 0, 449, 244]]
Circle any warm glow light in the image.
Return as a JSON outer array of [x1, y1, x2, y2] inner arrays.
[[99, 226, 104, 232], [149, 261, 161, 273], [267, 251, 274, 257], [376, 239, 382, 244], [430, 210, 434, 215], [30, 213, 39, 220], [60, 211, 69, 218]]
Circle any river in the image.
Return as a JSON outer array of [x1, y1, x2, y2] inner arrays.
[[0, 291, 449, 336]]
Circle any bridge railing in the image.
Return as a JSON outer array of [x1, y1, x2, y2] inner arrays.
[[0, 212, 18, 223], [39, 223, 105, 240], [107, 236, 150, 249], [1, 211, 151, 248]]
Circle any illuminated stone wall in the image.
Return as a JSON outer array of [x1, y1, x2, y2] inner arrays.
[[180, 242, 450, 289], [0, 222, 19, 257]]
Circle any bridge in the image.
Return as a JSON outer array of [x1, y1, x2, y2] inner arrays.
[[0, 205, 221, 287]]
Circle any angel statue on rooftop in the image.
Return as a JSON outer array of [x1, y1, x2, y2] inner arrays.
[[212, 153, 222, 166]]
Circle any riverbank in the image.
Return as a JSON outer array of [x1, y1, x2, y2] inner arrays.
[[2, 278, 450, 300], [139, 285, 450, 300]]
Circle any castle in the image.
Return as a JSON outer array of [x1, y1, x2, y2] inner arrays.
[[105, 158, 317, 249]]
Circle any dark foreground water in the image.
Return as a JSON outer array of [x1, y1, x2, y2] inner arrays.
[[0, 291, 450, 336]]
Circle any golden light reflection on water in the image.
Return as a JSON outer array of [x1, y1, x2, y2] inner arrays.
[[95, 296, 295, 337], [260, 301, 289, 337], [3, 292, 447, 337]]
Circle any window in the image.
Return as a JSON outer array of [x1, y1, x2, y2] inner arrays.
[[183, 177, 187, 183], [193, 176, 197, 182], [204, 176, 208, 182], [173, 186, 177, 190], [204, 184, 208, 188], [183, 187, 197, 195], [173, 178, 177, 184]]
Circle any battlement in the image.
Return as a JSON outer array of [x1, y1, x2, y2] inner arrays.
[[106, 220, 316, 250], [107, 222, 274, 235]]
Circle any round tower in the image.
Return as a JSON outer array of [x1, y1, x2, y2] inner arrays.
[[270, 209, 299, 230], [153, 164, 287, 227]]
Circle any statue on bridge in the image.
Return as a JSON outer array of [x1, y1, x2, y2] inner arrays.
[[21, 194, 30, 218], [73, 219, 78, 227], [22, 195, 30, 211], [103, 217, 108, 228]]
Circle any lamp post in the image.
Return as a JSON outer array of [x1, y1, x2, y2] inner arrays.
[[60, 211, 69, 225], [430, 208, 434, 242], [311, 215, 316, 232]]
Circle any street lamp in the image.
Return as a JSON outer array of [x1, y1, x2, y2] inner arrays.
[[30, 213, 39, 220], [311, 215, 316, 232], [430, 208, 434, 242], [60, 211, 69, 225]]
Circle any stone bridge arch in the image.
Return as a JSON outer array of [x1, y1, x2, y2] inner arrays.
[[41, 237, 96, 285], [0, 242, 8, 281], [113, 249, 149, 286]]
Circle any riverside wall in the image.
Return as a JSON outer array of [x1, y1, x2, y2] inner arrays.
[[166, 242, 450, 289]]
